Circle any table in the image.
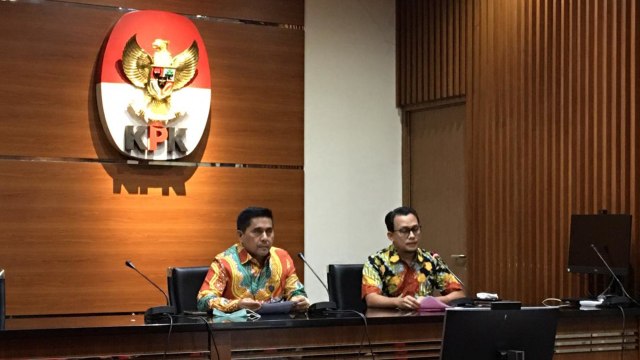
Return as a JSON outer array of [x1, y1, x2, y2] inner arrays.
[[0, 307, 638, 359]]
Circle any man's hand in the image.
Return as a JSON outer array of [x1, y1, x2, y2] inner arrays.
[[238, 298, 262, 311], [365, 292, 421, 310], [290, 295, 310, 312], [395, 294, 421, 310]]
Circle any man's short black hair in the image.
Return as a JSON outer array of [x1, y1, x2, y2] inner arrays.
[[384, 206, 420, 232], [237, 207, 273, 232]]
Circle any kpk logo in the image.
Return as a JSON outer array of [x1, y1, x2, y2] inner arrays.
[[97, 11, 211, 160]]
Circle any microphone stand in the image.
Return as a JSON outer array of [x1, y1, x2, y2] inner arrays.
[[297, 253, 337, 315], [590, 245, 633, 307], [125, 260, 176, 323]]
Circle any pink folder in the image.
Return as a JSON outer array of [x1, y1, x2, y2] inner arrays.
[[419, 296, 451, 312]]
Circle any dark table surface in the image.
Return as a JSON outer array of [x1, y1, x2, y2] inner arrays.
[[2, 304, 638, 334]]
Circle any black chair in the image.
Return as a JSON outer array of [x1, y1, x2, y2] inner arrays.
[[327, 264, 366, 313], [0, 269, 4, 330], [167, 266, 209, 314]]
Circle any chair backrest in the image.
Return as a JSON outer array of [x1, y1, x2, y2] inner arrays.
[[0, 269, 5, 330], [167, 266, 209, 314], [327, 264, 366, 313]]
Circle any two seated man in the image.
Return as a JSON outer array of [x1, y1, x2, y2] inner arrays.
[[197, 206, 465, 313]]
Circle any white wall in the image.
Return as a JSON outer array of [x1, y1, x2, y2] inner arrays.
[[304, 0, 401, 302]]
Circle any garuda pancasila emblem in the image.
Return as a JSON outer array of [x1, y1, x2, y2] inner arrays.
[[122, 35, 199, 122]]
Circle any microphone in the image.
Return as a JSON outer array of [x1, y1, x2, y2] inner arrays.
[[431, 253, 475, 307], [589, 244, 632, 307], [432, 253, 465, 287], [125, 260, 176, 323], [297, 253, 337, 314]]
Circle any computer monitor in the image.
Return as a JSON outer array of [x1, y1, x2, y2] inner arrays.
[[567, 214, 632, 275], [440, 307, 559, 360]]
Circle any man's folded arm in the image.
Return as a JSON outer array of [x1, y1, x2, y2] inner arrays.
[[197, 261, 242, 313]]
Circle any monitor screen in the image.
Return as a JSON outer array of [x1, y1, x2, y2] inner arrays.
[[440, 307, 558, 360], [567, 214, 632, 275]]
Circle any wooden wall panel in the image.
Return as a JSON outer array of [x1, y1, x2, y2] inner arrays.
[[396, 0, 467, 106], [398, 0, 640, 304], [0, 1, 303, 166], [201, 22, 303, 166], [64, 0, 304, 26], [0, 161, 303, 315], [0, 0, 304, 316]]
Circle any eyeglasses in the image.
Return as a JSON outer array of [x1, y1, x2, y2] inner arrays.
[[394, 225, 421, 237]]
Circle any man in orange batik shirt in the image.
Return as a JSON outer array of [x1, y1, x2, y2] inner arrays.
[[198, 207, 309, 313]]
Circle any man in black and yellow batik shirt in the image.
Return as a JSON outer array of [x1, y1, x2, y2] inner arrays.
[[362, 206, 465, 310]]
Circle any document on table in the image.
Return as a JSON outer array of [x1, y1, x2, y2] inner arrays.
[[419, 296, 451, 312], [257, 301, 294, 315]]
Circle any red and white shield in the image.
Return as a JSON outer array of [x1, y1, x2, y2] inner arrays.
[[96, 10, 211, 160]]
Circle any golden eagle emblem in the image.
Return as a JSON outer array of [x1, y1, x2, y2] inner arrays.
[[122, 35, 199, 122]]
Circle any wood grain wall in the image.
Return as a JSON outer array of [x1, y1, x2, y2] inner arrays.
[[396, 0, 467, 105], [398, 0, 640, 304], [0, 0, 303, 315]]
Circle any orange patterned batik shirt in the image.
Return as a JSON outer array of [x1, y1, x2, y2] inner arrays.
[[197, 243, 306, 313]]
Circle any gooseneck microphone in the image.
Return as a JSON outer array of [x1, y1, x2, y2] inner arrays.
[[589, 244, 633, 306], [125, 260, 170, 305], [125, 260, 176, 322], [297, 253, 337, 314], [432, 253, 465, 287], [431, 253, 476, 307], [297, 253, 330, 295]]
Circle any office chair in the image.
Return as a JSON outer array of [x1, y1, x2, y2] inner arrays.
[[167, 266, 209, 314], [0, 269, 5, 330], [327, 264, 366, 313]]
